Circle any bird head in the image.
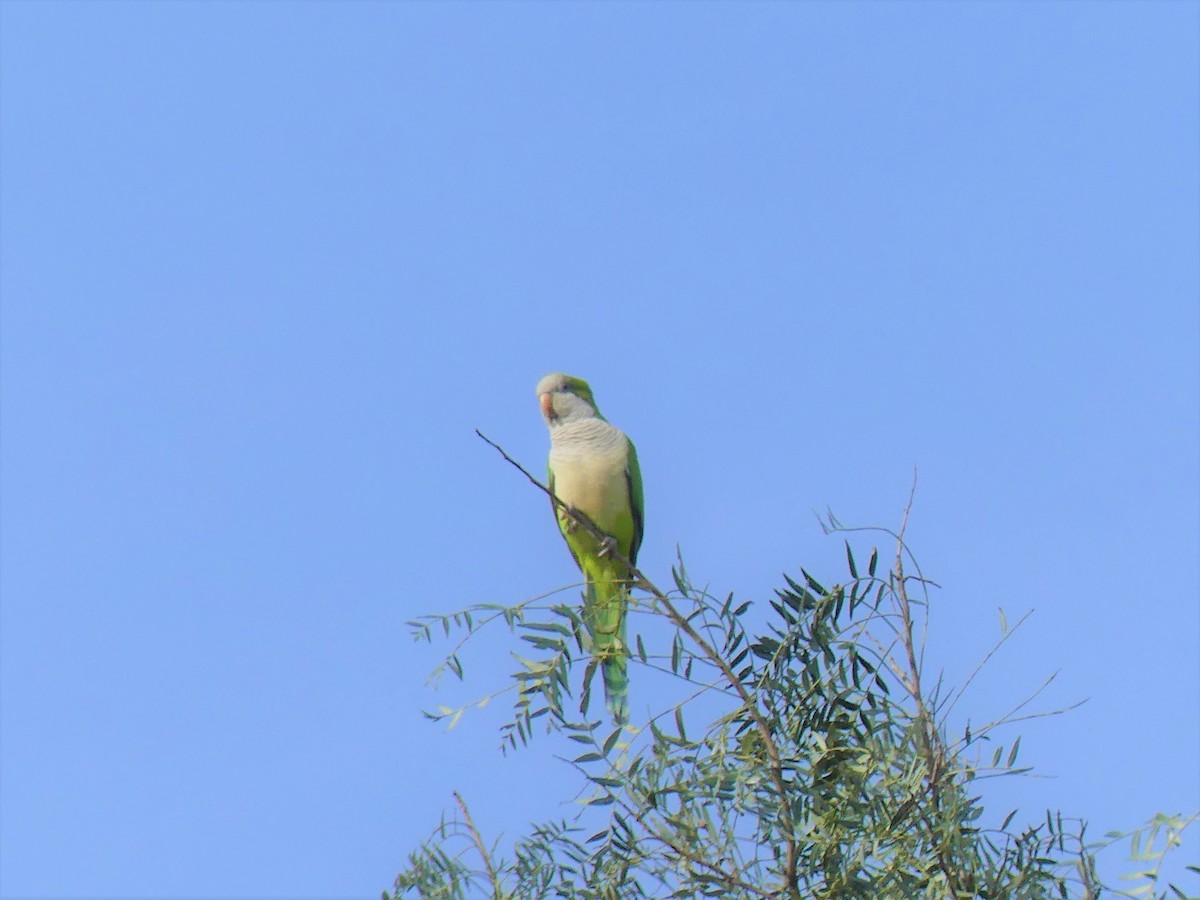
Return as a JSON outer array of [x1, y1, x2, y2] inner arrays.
[[536, 372, 602, 425]]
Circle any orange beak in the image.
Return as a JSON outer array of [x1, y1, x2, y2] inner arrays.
[[539, 392, 556, 421]]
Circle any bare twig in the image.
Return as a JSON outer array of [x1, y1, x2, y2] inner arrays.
[[963, 671, 1086, 747], [476, 429, 648, 588], [942, 609, 1035, 723]]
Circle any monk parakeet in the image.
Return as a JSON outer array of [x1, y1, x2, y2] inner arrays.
[[537, 372, 644, 725]]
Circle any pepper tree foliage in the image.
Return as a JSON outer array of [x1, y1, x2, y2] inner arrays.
[[390, 448, 1196, 900]]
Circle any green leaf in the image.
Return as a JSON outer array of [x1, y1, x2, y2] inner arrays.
[[520, 634, 562, 650], [523, 621, 570, 634], [603, 727, 622, 756], [1007, 736, 1022, 768], [672, 562, 688, 593], [674, 705, 688, 743], [801, 568, 827, 594], [753, 643, 782, 662]]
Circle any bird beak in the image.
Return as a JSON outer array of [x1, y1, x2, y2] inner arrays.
[[539, 392, 557, 421]]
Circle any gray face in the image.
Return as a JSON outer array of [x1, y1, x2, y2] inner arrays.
[[537, 373, 597, 426], [535, 371, 570, 397]]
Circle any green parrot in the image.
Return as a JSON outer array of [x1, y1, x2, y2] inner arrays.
[[536, 372, 644, 725]]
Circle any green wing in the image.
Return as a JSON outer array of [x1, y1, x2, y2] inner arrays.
[[625, 437, 644, 566]]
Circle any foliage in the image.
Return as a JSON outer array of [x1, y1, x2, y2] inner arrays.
[[392, 481, 1195, 899]]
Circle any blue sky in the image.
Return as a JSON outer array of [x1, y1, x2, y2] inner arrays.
[[1, 1, 1196, 896]]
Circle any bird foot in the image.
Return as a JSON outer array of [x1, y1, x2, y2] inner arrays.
[[562, 504, 580, 533], [597, 535, 618, 558]]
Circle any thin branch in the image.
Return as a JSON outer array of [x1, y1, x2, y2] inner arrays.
[[942, 608, 1035, 724], [890, 476, 973, 896], [453, 791, 503, 898], [963, 671, 1086, 746], [413, 585, 584, 680], [476, 429, 647, 587], [894, 473, 923, 705]]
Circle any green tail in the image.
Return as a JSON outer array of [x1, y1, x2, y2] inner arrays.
[[602, 652, 628, 725], [584, 574, 630, 725]]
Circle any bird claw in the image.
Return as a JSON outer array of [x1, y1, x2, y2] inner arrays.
[[597, 535, 618, 558], [562, 504, 579, 533]]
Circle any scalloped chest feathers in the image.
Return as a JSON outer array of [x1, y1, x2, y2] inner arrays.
[[549, 420, 629, 530]]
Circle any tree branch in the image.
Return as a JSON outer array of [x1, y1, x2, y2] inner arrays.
[[453, 791, 502, 898]]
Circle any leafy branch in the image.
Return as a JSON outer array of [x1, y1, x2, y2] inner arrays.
[[392, 441, 1198, 900]]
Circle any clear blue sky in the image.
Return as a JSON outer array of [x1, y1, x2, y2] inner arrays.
[[2, 2, 1196, 896]]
